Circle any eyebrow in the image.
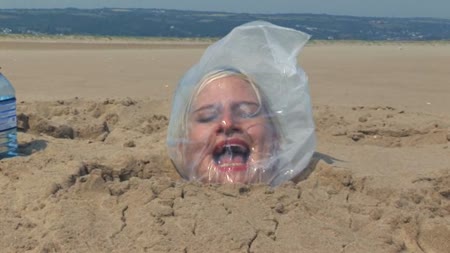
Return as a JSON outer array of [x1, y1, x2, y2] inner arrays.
[[193, 101, 260, 113], [237, 101, 260, 107], [192, 104, 217, 113]]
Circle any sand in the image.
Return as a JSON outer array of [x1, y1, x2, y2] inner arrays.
[[0, 38, 449, 253]]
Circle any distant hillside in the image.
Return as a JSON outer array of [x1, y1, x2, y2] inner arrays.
[[1, 8, 450, 40]]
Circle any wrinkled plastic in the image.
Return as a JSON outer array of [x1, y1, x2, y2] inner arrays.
[[167, 21, 315, 185]]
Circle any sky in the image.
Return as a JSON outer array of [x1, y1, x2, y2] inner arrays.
[[0, 0, 449, 19]]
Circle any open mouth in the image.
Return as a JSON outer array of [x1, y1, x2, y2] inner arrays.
[[212, 139, 250, 172]]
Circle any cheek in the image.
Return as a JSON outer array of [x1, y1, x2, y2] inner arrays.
[[185, 123, 216, 166], [188, 123, 214, 143], [246, 122, 275, 151], [185, 126, 216, 180]]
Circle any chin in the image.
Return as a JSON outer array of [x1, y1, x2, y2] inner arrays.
[[197, 160, 263, 184]]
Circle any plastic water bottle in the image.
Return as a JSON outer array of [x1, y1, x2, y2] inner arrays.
[[0, 70, 17, 158]]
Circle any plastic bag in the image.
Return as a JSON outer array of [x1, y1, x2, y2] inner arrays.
[[167, 21, 315, 185]]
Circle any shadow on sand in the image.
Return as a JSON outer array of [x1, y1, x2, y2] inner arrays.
[[18, 139, 48, 156], [292, 152, 344, 183]]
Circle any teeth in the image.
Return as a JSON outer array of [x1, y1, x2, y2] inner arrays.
[[218, 162, 244, 167], [213, 143, 250, 165], [224, 144, 247, 154]]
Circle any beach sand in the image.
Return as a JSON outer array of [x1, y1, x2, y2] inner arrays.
[[0, 38, 449, 252]]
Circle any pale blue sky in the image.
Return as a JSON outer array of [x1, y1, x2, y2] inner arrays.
[[1, 0, 449, 19]]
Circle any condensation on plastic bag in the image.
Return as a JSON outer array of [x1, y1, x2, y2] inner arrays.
[[167, 21, 315, 186]]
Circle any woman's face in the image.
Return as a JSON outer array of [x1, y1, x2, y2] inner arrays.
[[184, 75, 276, 184]]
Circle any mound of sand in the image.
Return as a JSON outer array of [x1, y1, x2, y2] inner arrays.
[[0, 97, 447, 253], [0, 39, 449, 252]]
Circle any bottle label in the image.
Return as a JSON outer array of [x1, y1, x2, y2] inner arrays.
[[0, 98, 16, 132]]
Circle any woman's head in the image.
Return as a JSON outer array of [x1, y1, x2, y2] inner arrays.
[[167, 21, 315, 186], [181, 69, 279, 184]]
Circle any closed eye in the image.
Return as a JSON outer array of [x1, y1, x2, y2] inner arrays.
[[234, 102, 261, 118], [193, 105, 220, 123]]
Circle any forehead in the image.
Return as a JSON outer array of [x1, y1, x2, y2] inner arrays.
[[193, 75, 259, 107]]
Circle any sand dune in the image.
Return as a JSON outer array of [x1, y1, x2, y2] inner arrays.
[[0, 39, 449, 252]]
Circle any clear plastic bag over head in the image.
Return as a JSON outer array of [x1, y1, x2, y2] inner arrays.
[[167, 21, 315, 186]]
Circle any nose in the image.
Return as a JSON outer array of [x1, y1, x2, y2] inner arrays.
[[215, 111, 241, 135]]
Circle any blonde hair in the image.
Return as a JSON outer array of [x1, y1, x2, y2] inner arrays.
[[193, 69, 262, 108]]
